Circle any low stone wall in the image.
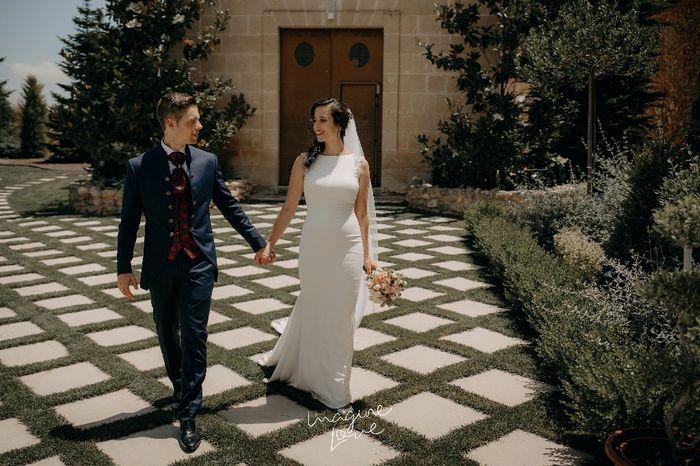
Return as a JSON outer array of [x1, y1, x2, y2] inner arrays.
[[406, 184, 581, 216], [405, 185, 525, 216], [68, 179, 254, 216]]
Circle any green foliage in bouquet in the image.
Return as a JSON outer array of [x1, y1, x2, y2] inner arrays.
[[49, 0, 255, 185]]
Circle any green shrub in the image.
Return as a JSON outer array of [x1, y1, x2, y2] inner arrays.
[[553, 227, 605, 281], [465, 203, 684, 440]]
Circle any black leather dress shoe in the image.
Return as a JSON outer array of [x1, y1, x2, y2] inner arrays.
[[178, 419, 201, 453]]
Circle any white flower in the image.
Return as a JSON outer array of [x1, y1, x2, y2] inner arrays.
[[172, 14, 185, 24], [126, 18, 141, 29], [492, 113, 504, 121], [515, 94, 526, 104]]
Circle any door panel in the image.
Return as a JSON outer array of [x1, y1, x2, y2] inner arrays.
[[279, 29, 383, 186]]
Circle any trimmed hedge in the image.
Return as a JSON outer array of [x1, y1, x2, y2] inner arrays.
[[464, 203, 682, 439]]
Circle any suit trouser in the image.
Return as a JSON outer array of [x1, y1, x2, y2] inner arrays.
[[149, 251, 214, 421]]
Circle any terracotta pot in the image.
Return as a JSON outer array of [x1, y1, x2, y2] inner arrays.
[[605, 427, 699, 465]]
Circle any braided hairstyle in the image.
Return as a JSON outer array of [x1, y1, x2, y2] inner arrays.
[[304, 98, 353, 168]]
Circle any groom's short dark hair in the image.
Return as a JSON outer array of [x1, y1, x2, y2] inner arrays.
[[156, 92, 198, 130]]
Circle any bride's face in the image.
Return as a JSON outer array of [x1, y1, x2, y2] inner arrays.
[[312, 105, 340, 143]]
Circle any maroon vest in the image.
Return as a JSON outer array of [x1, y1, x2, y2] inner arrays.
[[167, 151, 201, 260]]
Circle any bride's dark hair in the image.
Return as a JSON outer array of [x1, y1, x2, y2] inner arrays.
[[304, 98, 353, 168]]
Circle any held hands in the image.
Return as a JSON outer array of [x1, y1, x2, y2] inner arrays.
[[363, 257, 380, 275], [254, 243, 277, 266], [117, 273, 139, 300]]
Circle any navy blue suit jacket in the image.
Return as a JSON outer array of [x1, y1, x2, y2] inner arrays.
[[117, 144, 266, 290]]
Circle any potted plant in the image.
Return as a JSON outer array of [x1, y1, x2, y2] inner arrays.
[[605, 195, 700, 465]]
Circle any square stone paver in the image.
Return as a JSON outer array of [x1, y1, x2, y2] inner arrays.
[[208, 310, 231, 325], [209, 326, 276, 350], [273, 258, 299, 269], [0, 264, 24, 274], [425, 234, 463, 242], [451, 369, 548, 407], [380, 345, 465, 374], [13, 282, 68, 297], [433, 260, 482, 272], [0, 273, 44, 285], [350, 366, 399, 399], [395, 219, 428, 226], [394, 228, 427, 235], [77, 242, 111, 251], [34, 294, 94, 310], [0, 307, 16, 319], [216, 257, 237, 266], [23, 250, 62, 258], [158, 364, 250, 396], [465, 429, 588, 465], [31, 225, 61, 232], [221, 265, 269, 277], [437, 299, 505, 318], [0, 340, 69, 367], [96, 423, 214, 465], [434, 277, 491, 291], [441, 327, 527, 353], [55, 389, 154, 429], [131, 300, 153, 313], [118, 346, 164, 371], [384, 312, 454, 333], [0, 418, 40, 454], [56, 308, 123, 327], [428, 246, 471, 256], [219, 394, 311, 437], [211, 284, 253, 300], [353, 327, 397, 351], [77, 273, 116, 286], [279, 430, 400, 466], [383, 392, 487, 439], [252, 275, 300, 289], [9, 242, 45, 251], [87, 325, 155, 347], [102, 287, 149, 299], [60, 236, 92, 244], [394, 239, 432, 248], [45, 231, 77, 238], [0, 321, 44, 342], [391, 252, 434, 262], [218, 244, 248, 253], [399, 287, 444, 302], [232, 298, 291, 315], [41, 256, 82, 266], [25, 455, 65, 466], [58, 263, 106, 275], [20, 361, 111, 396], [396, 267, 436, 279]]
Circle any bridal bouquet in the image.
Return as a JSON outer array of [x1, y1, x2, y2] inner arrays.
[[365, 268, 407, 307]]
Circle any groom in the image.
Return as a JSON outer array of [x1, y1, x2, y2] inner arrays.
[[117, 92, 273, 453]]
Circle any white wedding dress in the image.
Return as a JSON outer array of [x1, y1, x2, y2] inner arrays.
[[258, 152, 364, 409]]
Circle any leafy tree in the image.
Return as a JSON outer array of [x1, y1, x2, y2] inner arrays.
[[417, 0, 575, 189], [50, 0, 255, 186], [19, 75, 47, 158], [520, 0, 660, 192]]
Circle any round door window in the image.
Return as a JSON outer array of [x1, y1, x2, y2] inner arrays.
[[349, 43, 370, 68], [294, 42, 315, 67]]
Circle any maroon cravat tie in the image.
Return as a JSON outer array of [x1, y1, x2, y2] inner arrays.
[[166, 151, 200, 260]]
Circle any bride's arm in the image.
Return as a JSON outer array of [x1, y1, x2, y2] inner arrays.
[[354, 159, 377, 273], [267, 155, 305, 247]]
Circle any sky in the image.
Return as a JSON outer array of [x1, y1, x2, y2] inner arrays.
[[0, 0, 107, 106]]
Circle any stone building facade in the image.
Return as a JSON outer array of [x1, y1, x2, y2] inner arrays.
[[199, 0, 462, 193]]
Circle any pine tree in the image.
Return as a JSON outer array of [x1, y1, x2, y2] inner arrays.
[[19, 75, 47, 158], [0, 57, 13, 137], [50, 0, 255, 186]]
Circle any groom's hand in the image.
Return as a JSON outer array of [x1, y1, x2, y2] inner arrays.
[[117, 273, 139, 300], [254, 244, 276, 266]]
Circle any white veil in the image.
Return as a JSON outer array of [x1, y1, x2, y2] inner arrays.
[[345, 116, 379, 329]]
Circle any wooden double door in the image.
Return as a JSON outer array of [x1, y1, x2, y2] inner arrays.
[[279, 28, 383, 186]]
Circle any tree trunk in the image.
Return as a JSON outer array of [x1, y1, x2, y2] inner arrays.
[[684, 245, 693, 271], [587, 72, 595, 194]]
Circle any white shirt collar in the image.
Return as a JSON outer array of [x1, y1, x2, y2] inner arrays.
[[161, 139, 186, 155]]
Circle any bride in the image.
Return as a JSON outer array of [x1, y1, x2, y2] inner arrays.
[[257, 97, 379, 414]]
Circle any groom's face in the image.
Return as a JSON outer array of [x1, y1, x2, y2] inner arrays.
[[166, 105, 202, 147]]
